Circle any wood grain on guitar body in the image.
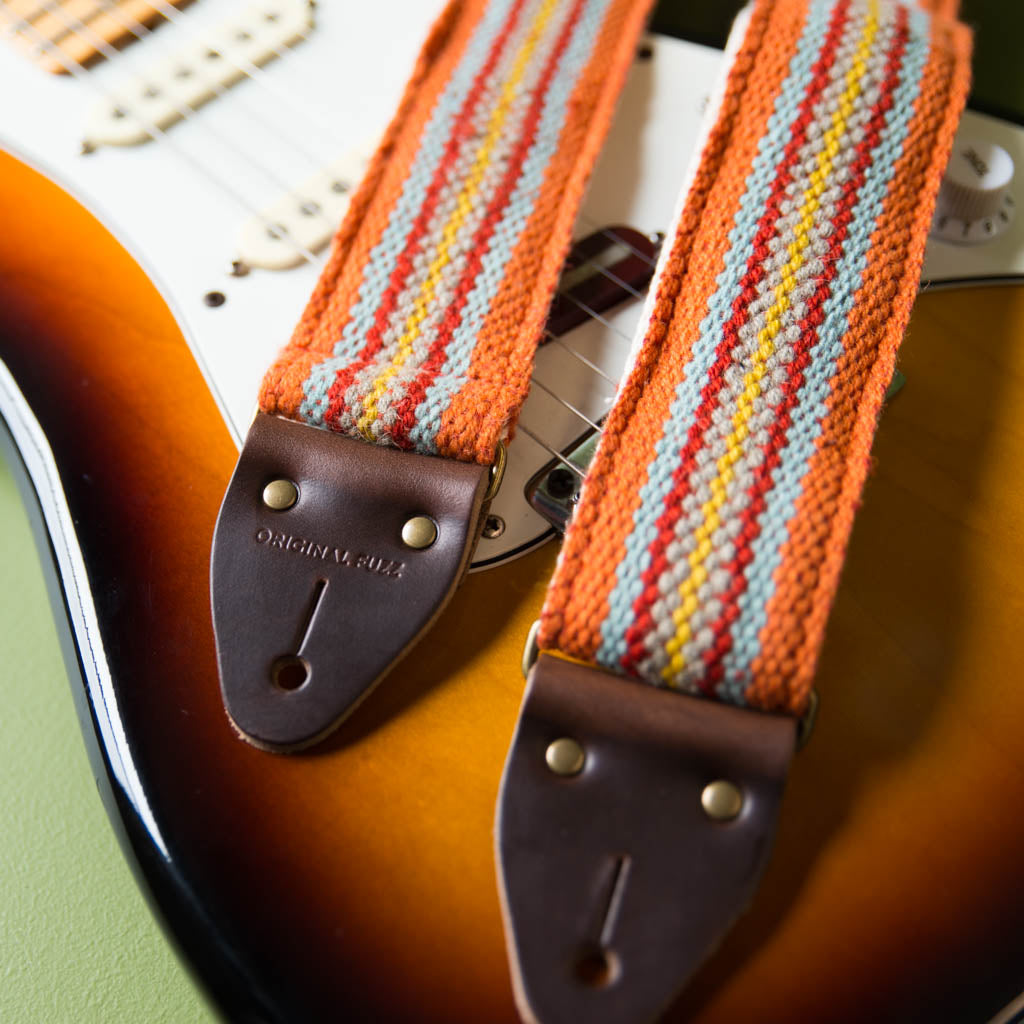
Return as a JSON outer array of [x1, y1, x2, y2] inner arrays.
[[2, 1, 1024, 1022]]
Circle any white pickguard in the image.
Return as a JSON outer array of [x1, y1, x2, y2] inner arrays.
[[2, 0, 1022, 567]]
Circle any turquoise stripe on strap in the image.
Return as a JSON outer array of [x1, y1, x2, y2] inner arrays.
[[595, 0, 838, 665], [408, 0, 616, 452], [720, 3, 930, 697]]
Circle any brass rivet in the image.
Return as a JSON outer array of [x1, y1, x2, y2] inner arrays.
[[262, 478, 298, 511], [401, 515, 438, 550], [701, 780, 743, 822], [545, 737, 585, 777]]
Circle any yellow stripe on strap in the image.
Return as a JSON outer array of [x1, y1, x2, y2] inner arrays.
[[660, 0, 879, 684], [356, 0, 562, 440]]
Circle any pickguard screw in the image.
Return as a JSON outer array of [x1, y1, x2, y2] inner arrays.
[[636, 42, 654, 61], [228, 260, 250, 278], [482, 514, 505, 539], [204, 290, 227, 307]]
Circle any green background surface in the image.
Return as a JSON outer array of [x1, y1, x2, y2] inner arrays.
[[0, 458, 217, 1024]]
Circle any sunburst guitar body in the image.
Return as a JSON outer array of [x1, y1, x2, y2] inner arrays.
[[2, 1, 1024, 1021]]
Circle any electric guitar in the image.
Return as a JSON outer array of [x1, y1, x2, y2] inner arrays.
[[3, 1, 1024, 1021]]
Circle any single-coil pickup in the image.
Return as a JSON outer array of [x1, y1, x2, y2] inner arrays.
[[83, 0, 314, 147], [234, 148, 373, 271]]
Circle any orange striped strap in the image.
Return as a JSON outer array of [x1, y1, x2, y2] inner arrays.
[[212, 0, 654, 751], [541, 0, 970, 716], [259, 0, 653, 465], [498, 1, 970, 1020]]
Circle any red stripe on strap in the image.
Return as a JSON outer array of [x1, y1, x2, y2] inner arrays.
[[617, 0, 854, 683], [699, 8, 911, 691], [389, 0, 591, 448], [320, 0, 531, 430]]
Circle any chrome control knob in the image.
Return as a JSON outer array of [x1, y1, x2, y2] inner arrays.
[[932, 136, 1015, 244]]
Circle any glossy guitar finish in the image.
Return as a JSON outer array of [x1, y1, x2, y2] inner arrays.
[[4, 119, 1024, 1024]]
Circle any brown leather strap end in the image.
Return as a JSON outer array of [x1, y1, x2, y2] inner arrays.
[[211, 413, 490, 752], [496, 654, 796, 1024]]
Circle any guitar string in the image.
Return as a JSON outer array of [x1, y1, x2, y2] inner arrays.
[[556, 290, 635, 346], [525, 330, 625, 460], [13, 1, 168, 54], [577, 213, 660, 268], [12, 0, 381, 249], [92, 0, 345, 173], [31, 1, 339, 232], [5, 2, 47, 21], [517, 424, 588, 478], [90, 0, 341, 190], [2, 13, 321, 265], [525, 257, 654, 469], [579, 259, 647, 300], [528, 376, 603, 432], [524, 228, 664, 467], [573, 211, 659, 264], [545, 335, 619, 386], [14, 0, 77, 47]]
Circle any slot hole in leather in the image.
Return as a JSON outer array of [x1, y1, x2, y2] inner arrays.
[[574, 945, 618, 988], [271, 655, 310, 692]]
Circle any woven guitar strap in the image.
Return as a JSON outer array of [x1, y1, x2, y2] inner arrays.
[[496, 1, 971, 1021], [211, 0, 655, 750]]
